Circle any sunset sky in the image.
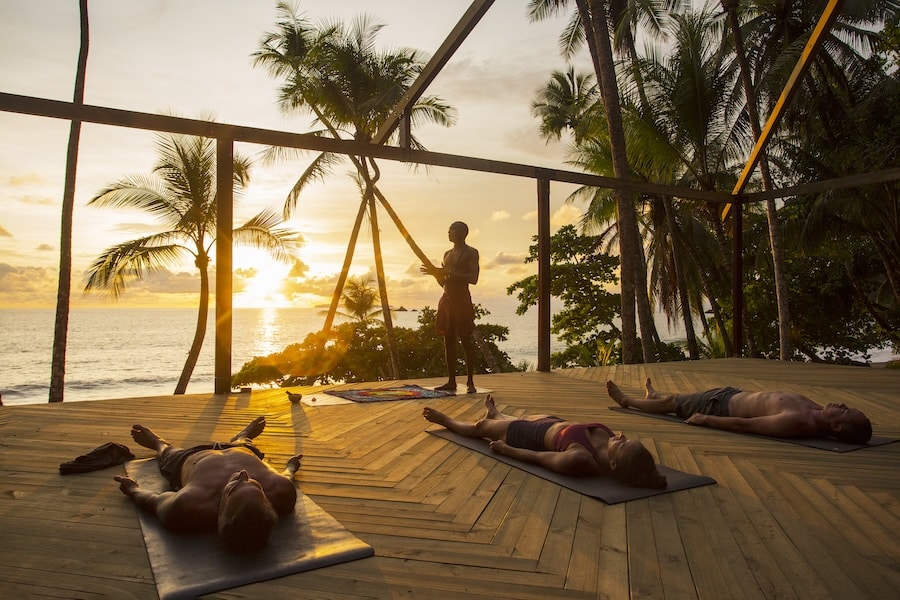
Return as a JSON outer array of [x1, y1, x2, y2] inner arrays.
[[0, 0, 604, 312]]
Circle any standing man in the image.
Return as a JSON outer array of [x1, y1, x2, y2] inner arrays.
[[421, 221, 480, 393]]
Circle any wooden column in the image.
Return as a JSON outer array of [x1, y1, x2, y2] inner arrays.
[[214, 135, 234, 394], [537, 174, 551, 372]]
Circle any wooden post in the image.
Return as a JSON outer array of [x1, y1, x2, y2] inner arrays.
[[537, 174, 551, 372], [214, 135, 234, 394]]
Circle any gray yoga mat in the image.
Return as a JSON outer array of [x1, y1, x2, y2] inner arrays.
[[609, 406, 899, 452], [427, 428, 716, 504], [126, 458, 374, 600]]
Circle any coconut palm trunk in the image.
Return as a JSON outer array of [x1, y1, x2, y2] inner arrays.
[[723, 0, 792, 360], [175, 252, 210, 394], [585, 0, 656, 362], [49, 0, 89, 403]]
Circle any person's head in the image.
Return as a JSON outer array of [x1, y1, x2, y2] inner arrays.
[[822, 403, 872, 444], [448, 221, 468, 242], [217, 470, 279, 552], [607, 433, 667, 489]]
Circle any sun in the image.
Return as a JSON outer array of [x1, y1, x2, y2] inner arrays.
[[233, 251, 292, 308]]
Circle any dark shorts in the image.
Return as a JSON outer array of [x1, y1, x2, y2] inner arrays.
[[674, 387, 742, 419], [436, 291, 475, 338], [506, 417, 564, 451], [157, 441, 264, 491]]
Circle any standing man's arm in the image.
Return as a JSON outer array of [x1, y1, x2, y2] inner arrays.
[[420, 251, 449, 286], [453, 246, 479, 285]]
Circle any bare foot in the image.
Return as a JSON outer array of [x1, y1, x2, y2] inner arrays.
[[466, 382, 477, 394], [483, 394, 499, 419], [130, 424, 168, 452], [285, 454, 303, 476], [231, 416, 266, 442], [422, 406, 453, 428], [606, 381, 630, 408], [645, 378, 659, 399], [435, 382, 457, 392]]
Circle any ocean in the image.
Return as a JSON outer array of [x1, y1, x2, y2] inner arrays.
[[2, 307, 894, 407], [0, 306, 564, 406]]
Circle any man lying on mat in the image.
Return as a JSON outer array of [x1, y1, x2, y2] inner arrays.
[[423, 395, 667, 489], [114, 417, 302, 552], [607, 379, 872, 444]]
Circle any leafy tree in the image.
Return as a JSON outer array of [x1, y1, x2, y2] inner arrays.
[[85, 133, 300, 394], [231, 306, 517, 387], [507, 225, 622, 367], [331, 274, 383, 323], [253, 3, 456, 378]]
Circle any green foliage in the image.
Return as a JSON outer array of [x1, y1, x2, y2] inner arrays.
[[231, 305, 518, 387], [507, 225, 621, 367]]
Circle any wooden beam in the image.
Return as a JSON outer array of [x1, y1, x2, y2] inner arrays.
[[742, 167, 900, 203], [372, 0, 495, 146], [0, 91, 730, 203]]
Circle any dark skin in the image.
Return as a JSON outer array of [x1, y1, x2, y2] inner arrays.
[[422, 395, 641, 478], [114, 417, 301, 532], [607, 379, 869, 439], [420, 222, 480, 393]]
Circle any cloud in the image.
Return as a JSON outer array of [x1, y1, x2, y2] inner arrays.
[[36, 243, 54, 251], [551, 203, 582, 228], [0, 225, 10, 237], [0, 263, 58, 305], [484, 251, 527, 269], [490, 210, 511, 222]]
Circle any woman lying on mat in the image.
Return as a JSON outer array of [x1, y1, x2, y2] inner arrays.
[[423, 395, 667, 489]]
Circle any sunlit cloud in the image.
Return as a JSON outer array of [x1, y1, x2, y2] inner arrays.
[[490, 210, 511, 221], [0, 225, 11, 237], [551, 203, 582, 227], [36, 244, 54, 252]]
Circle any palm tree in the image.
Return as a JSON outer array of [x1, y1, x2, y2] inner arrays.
[[529, 0, 660, 363], [49, 0, 89, 403], [253, 3, 456, 378], [720, 0, 792, 360], [84, 133, 300, 394], [332, 275, 383, 323]]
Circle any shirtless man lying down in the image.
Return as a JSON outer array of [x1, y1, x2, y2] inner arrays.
[[606, 379, 872, 444]]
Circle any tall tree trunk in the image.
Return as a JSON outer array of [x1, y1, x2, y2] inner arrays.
[[664, 197, 700, 359], [50, 0, 89, 403], [175, 254, 210, 394], [585, 0, 656, 363], [724, 0, 792, 359]]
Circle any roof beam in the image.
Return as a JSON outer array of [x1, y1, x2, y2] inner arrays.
[[372, 0, 495, 146]]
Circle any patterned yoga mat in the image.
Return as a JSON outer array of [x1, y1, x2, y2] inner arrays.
[[326, 384, 455, 403]]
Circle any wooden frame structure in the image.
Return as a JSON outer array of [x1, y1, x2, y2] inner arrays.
[[2, 0, 898, 391]]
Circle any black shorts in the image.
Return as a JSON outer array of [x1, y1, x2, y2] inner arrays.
[[506, 417, 563, 451], [674, 387, 741, 419]]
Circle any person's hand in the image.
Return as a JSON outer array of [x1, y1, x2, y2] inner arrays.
[[489, 440, 508, 455], [686, 414, 707, 426], [114, 475, 138, 496]]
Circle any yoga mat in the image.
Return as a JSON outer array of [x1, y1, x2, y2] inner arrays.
[[427, 429, 716, 504], [301, 384, 492, 406], [609, 406, 899, 453], [126, 458, 374, 600]]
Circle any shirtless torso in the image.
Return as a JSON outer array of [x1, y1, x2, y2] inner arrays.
[[169, 448, 298, 530]]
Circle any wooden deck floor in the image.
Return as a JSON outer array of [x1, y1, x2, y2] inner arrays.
[[1, 358, 898, 599]]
